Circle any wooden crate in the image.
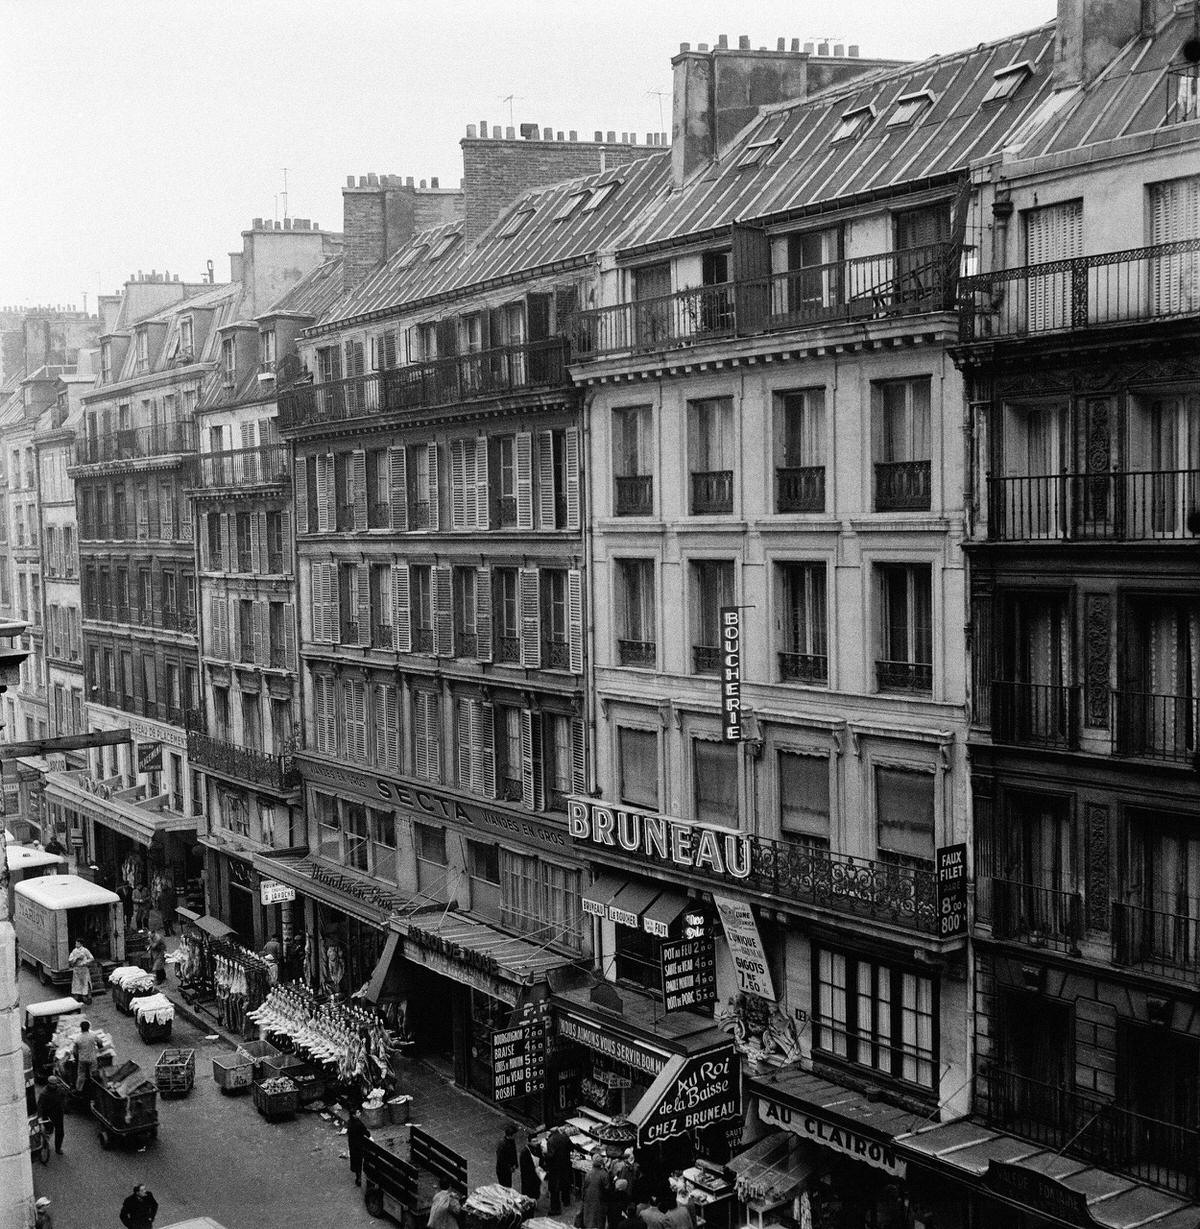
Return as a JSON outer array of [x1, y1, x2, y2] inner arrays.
[[154, 1048, 195, 1096]]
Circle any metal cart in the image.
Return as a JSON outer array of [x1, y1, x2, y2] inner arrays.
[[90, 1060, 158, 1150]]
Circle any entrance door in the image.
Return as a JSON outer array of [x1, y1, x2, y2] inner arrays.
[[228, 881, 255, 945], [999, 992, 1073, 1132]]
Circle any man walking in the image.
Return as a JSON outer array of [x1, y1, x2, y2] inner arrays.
[[119, 1184, 158, 1229], [348, 1111, 370, 1186], [495, 1123, 518, 1187], [72, 1020, 99, 1092], [37, 1076, 66, 1154], [545, 1126, 572, 1215]]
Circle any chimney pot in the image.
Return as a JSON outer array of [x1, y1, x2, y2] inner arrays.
[[629, 133, 637, 144], [834, 43, 844, 56], [738, 35, 750, 49], [606, 130, 616, 142], [777, 37, 786, 50], [346, 176, 354, 187], [419, 178, 427, 189], [804, 41, 814, 53], [698, 42, 708, 51], [569, 129, 577, 140], [367, 172, 379, 186], [519, 122, 539, 139], [284, 217, 292, 229], [431, 176, 439, 189], [679, 41, 690, 52], [621, 132, 628, 143], [594, 130, 603, 141], [406, 176, 414, 187], [543, 127, 553, 140], [174, 274, 179, 282], [466, 123, 477, 138], [817, 41, 829, 55], [480, 120, 488, 137], [791, 38, 800, 51], [848, 44, 859, 57], [252, 217, 262, 228], [556, 130, 564, 140], [505, 126, 515, 139], [718, 34, 728, 48], [275, 221, 282, 230], [358, 176, 367, 187]]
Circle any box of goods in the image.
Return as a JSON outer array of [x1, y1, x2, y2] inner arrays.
[[212, 1051, 254, 1093], [236, 1039, 281, 1079], [252, 1075, 299, 1122]]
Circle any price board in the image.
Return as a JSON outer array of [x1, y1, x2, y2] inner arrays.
[[492, 1002, 551, 1101], [661, 935, 717, 1013], [935, 843, 968, 940]]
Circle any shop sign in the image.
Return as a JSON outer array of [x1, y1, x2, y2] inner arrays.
[[492, 1002, 551, 1101], [260, 878, 296, 906], [661, 936, 717, 1013], [136, 742, 162, 774], [714, 895, 775, 1000], [556, 1011, 668, 1078], [635, 1045, 740, 1145], [401, 931, 518, 1006], [567, 799, 751, 882], [757, 1097, 906, 1178], [720, 607, 743, 740], [984, 1162, 1096, 1229], [935, 843, 968, 940], [307, 860, 405, 913]]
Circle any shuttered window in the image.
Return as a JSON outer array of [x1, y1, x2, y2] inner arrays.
[[373, 682, 400, 769], [344, 678, 368, 763], [413, 689, 441, 782], [1024, 200, 1082, 332], [1149, 175, 1200, 315]]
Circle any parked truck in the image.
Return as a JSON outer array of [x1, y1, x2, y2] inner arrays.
[[13, 874, 123, 987], [4, 843, 67, 916]]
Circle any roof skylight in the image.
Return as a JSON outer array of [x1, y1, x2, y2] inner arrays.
[[497, 206, 534, 238], [428, 232, 460, 261], [831, 105, 874, 142], [886, 90, 935, 128], [395, 243, 427, 269], [583, 181, 619, 212], [554, 190, 591, 221], [983, 61, 1033, 104]]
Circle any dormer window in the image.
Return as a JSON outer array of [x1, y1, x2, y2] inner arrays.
[[497, 205, 534, 238], [886, 90, 935, 128], [428, 232, 460, 261], [735, 114, 788, 168], [260, 329, 276, 368], [831, 104, 874, 142], [179, 316, 194, 358], [100, 341, 112, 383], [554, 190, 590, 221], [221, 336, 236, 386], [982, 61, 1033, 104], [583, 181, 620, 213], [135, 327, 149, 373]]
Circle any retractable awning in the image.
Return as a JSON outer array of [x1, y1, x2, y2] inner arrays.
[[582, 872, 625, 919], [629, 1042, 741, 1146], [607, 880, 662, 928], [640, 890, 691, 937], [728, 1133, 821, 1207]]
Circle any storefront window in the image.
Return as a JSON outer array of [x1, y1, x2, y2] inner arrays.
[[614, 923, 663, 995], [345, 802, 369, 872], [498, 851, 581, 950], [415, 822, 448, 898], [370, 809, 396, 883], [316, 792, 340, 860]]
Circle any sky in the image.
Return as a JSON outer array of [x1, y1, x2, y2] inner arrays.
[[0, 0, 1054, 311]]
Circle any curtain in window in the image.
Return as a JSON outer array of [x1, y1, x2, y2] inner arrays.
[[875, 767, 935, 865], [694, 739, 738, 826], [619, 728, 658, 809]]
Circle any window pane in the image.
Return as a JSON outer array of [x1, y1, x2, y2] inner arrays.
[[694, 739, 738, 825], [876, 767, 935, 863], [619, 727, 658, 809], [779, 752, 830, 843]]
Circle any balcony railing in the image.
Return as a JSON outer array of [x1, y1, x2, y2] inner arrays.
[[875, 460, 931, 512], [614, 475, 653, 516], [690, 470, 733, 514], [1113, 690, 1199, 763], [981, 1066, 1199, 1199], [196, 443, 290, 489], [991, 680, 1079, 749], [876, 659, 932, 693], [497, 635, 520, 663], [187, 730, 299, 794], [780, 652, 828, 684], [776, 466, 825, 513], [413, 627, 433, 653], [79, 506, 191, 543], [73, 420, 196, 466], [542, 639, 570, 670], [986, 470, 1200, 542], [574, 242, 956, 359], [278, 337, 571, 430], [977, 877, 1082, 953], [617, 639, 656, 667], [959, 238, 1200, 342], [455, 631, 476, 657], [1113, 895, 1200, 978], [693, 644, 721, 674]]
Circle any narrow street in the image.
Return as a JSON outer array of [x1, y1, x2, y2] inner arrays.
[[23, 968, 510, 1229]]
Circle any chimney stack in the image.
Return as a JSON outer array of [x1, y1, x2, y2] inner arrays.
[[1055, 0, 1143, 85]]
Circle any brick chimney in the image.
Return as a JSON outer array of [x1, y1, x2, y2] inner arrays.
[[1055, 0, 1145, 86]]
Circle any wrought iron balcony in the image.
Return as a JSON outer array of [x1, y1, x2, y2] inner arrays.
[[277, 337, 571, 431], [874, 460, 931, 512], [876, 659, 932, 693], [497, 635, 520, 663], [976, 876, 1082, 954], [617, 638, 656, 667], [690, 470, 733, 514], [413, 627, 433, 653], [980, 1065, 1199, 1198], [573, 242, 956, 359], [779, 652, 828, 684], [776, 466, 825, 513], [1112, 690, 1199, 764], [73, 420, 196, 467], [196, 443, 290, 490], [986, 470, 1200, 542], [186, 730, 299, 794], [614, 475, 653, 516], [990, 680, 1079, 749], [1112, 894, 1200, 979], [455, 631, 476, 657], [959, 238, 1200, 342], [692, 644, 721, 675], [542, 639, 570, 670]]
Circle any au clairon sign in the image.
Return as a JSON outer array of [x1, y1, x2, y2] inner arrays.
[[758, 1097, 906, 1177]]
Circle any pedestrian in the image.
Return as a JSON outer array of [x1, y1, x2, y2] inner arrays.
[[37, 1076, 66, 1154], [519, 1135, 543, 1204], [132, 882, 150, 931], [67, 938, 94, 1003], [160, 882, 177, 936], [617, 1204, 642, 1229], [429, 1178, 462, 1229], [581, 1155, 612, 1229], [119, 1183, 158, 1229], [34, 1196, 53, 1229], [545, 1125, 573, 1214], [662, 1197, 696, 1229], [44, 834, 65, 856], [348, 1111, 370, 1186], [72, 1020, 99, 1093], [148, 930, 167, 985], [116, 880, 133, 929], [495, 1122, 518, 1187], [638, 1199, 667, 1229]]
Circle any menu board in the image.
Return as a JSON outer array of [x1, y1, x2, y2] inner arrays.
[[936, 843, 968, 940], [661, 935, 717, 1013], [492, 1002, 551, 1101]]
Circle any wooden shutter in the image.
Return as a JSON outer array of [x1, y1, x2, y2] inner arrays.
[[388, 447, 408, 531], [308, 563, 323, 644], [537, 430, 556, 528], [565, 426, 581, 530], [222, 513, 234, 571], [568, 568, 584, 674], [249, 512, 262, 574], [457, 700, 474, 789], [352, 449, 367, 530], [476, 701, 496, 797], [427, 691, 441, 779], [475, 566, 493, 663], [329, 563, 341, 645], [520, 709, 543, 811], [474, 438, 490, 530], [426, 443, 440, 530], [433, 565, 453, 656], [450, 440, 467, 530], [414, 690, 429, 779], [356, 565, 371, 646], [519, 567, 541, 668], [252, 600, 267, 665], [210, 594, 225, 657], [283, 603, 297, 669], [462, 440, 478, 528], [392, 562, 411, 652], [516, 431, 534, 529], [314, 676, 327, 753], [229, 595, 240, 659], [570, 717, 586, 793], [349, 680, 367, 761], [374, 684, 388, 766], [732, 221, 771, 333], [316, 454, 332, 532]]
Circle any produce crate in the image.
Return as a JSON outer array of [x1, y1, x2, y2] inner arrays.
[[212, 1052, 253, 1094], [136, 1017, 172, 1044], [92, 1062, 157, 1128], [289, 1063, 327, 1106], [154, 1048, 196, 1097], [252, 1078, 299, 1122], [238, 1039, 281, 1079]]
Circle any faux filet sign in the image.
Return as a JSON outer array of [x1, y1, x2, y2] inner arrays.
[[634, 1046, 741, 1145], [935, 843, 968, 940]]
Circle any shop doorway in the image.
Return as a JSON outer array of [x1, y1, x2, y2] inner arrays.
[[404, 963, 457, 1066], [228, 880, 256, 945]]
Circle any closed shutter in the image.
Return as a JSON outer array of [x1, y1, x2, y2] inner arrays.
[[328, 562, 341, 645], [433, 565, 453, 656], [259, 511, 271, 573], [457, 700, 473, 789], [1150, 177, 1200, 314], [427, 691, 441, 779], [462, 439, 478, 528], [537, 430, 556, 528], [414, 690, 429, 780], [383, 330, 398, 370], [222, 513, 234, 571], [316, 454, 332, 532], [519, 567, 541, 668], [474, 438, 490, 530], [565, 426, 581, 530], [520, 709, 543, 811], [1025, 201, 1082, 331], [475, 566, 493, 663], [283, 603, 297, 670], [475, 700, 496, 797], [426, 443, 440, 531], [516, 432, 534, 529], [252, 600, 267, 665], [570, 717, 586, 793], [450, 440, 467, 529], [249, 512, 262, 574], [229, 595, 240, 660], [352, 449, 367, 531], [348, 679, 367, 761], [309, 563, 324, 644], [386, 684, 400, 768], [357, 564, 372, 646], [567, 568, 584, 674], [392, 562, 411, 652], [211, 594, 226, 657], [314, 676, 327, 753], [388, 447, 408, 531]]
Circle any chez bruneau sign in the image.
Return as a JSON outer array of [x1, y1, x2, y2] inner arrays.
[[568, 798, 752, 883]]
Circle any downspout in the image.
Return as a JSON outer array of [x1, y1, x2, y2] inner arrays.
[[582, 384, 598, 797]]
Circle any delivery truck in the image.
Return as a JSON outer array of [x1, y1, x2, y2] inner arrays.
[[13, 874, 123, 987], [5, 843, 67, 916]]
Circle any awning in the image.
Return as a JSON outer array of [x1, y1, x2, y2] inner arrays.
[[189, 915, 236, 941], [607, 880, 662, 929], [728, 1133, 821, 1208], [250, 852, 410, 927], [640, 890, 690, 937], [582, 872, 625, 919], [582, 872, 692, 936], [45, 772, 195, 848], [629, 1042, 740, 1145]]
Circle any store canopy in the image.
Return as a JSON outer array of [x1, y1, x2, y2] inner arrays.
[[629, 1043, 741, 1146], [582, 872, 693, 937], [582, 872, 625, 918], [188, 915, 236, 940], [728, 1133, 821, 1208], [607, 880, 662, 929], [639, 890, 691, 937]]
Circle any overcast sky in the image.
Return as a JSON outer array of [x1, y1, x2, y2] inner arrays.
[[0, 0, 1053, 311]]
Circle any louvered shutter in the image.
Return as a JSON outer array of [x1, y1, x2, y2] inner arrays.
[[356, 564, 371, 646], [252, 600, 267, 665], [450, 441, 466, 530], [414, 691, 429, 780], [384, 330, 398, 370], [352, 449, 367, 530], [260, 512, 272, 572], [388, 447, 408, 531], [308, 563, 322, 644], [537, 430, 556, 528], [428, 691, 442, 779], [476, 701, 496, 797], [222, 513, 234, 571], [519, 567, 541, 668], [352, 680, 368, 761], [316, 454, 332, 532], [249, 512, 261, 574], [475, 566, 493, 663], [283, 603, 297, 669], [520, 709, 543, 811], [570, 717, 586, 793], [313, 677, 326, 753], [565, 426, 581, 530], [229, 595, 240, 660], [426, 443, 440, 530], [210, 595, 224, 657], [474, 438, 490, 530], [392, 562, 411, 652], [329, 562, 341, 645], [433, 565, 453, 656], [567, 568, 584, 674], [374, 684, 388, 766], [515, 432, 534, 529], [1150, 178, 1200, 314], [462, 440, 478, 528], [457, 700, 473, 789], [1026, 201, 1082, 331]]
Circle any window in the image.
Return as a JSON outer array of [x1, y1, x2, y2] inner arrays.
[[370, 564, 393, 650], [410, 442, 437, 529], [688, 397, 734, 514], [612, 405, 653, 515], [694, 738, 738, 826], [238, 600, 254, 663], [1148, 175, 1200, 315], [135, 328, 150, 373], [495, 705, 523, 802], [493, 435, 517, 526], [206, 513, 223, 568], [469, 841, 501, 917], [814, 947, 936, 1088], [1024, 200, 1083, 331], [179, 316, 194, 357], [776, 751, 830, 845], [982, 62, 1032, 104], [554, 190, 589, 221], [774, 388, 826, 511], [874, 378, 931, 511], [413, 689, 441, 781], [618, 727, 658, 810], [241, 691, 262, 749], [500, 850, 581, 949], [831, 105, 873, 141], [494, 568, 520, 662], [371, 809, 397, 883], [259, 329, 276, 368], [212, 686, 229, 739], [233, 513, 252, 572], [316, 793, 340, 860], [690, 559, 734, 674], [534, 428, 577, 530], [876, 766, 935, 870], [886, 91, 933, 127], [411, 565, 433, 652], [543, 713, 574, 810], [415, 822, 447, 895], [877, 564, 932, 692], [497, 206, 534, 239], [221, 336, 236, 384], [266, 511, 284, 573], [615, 559, 656, 667], [450, 437, 489, 530], [366, 449, 390, 529], [453, 568, 476, 656], [541, 568, 568, 667], [334, 452, 353, 531], [583, 181, 618, 213]]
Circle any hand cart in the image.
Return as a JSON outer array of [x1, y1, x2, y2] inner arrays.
[[90, 1061, 158, 1150]]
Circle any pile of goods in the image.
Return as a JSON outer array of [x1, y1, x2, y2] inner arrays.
[[52, 1018, 114, 1067], [132, 994, 174, 1026], [109, 967, 156, 992], [464, 1184, 537, 1229], [257, 1075, 297, 1096], [171, 933, 202, 982]]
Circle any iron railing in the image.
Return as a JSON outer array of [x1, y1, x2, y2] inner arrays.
[[455, 631, 476, 657], [875, 460, 931, 512], [991, 680, 1079, 749], [497, 635, 520, 663], [614, 475, 654, 516], [79, 504, 191, 543], [876, 659, 933, 693], [278, 337, 571, 430], [83, 602, 196, 634], [690, 470, 733, 514], [977, 876, 1083, 953], [617, 639, 656, 667], [986, 470, 1200, 541], [542, 640, 570, 670], [780, 652, 829, 684], [186, 730, 299, 793], [574, 242, 956, 358], [776, 466, 825, 513], [959, 239, 1200, 342], [1112, 690, 1199, 763], [196, 443, 290, 489], [693, 645, 721, 674], [981, 1066, 1200, 1198], [1112, 895, 1200, 977], [73, 420, 196, 466]]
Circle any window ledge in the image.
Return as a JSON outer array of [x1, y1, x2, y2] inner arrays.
[[848, 515, 953, 534]]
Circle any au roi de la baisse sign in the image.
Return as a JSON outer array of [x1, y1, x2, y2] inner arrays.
[[567, 798, 751, 882]]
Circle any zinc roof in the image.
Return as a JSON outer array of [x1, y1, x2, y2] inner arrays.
[[261, 255, 346, 320]]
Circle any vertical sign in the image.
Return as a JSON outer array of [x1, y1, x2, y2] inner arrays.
[[714, 895, 775, 1000], [661, 933, 718, 1013], [720, 606, 742, 740], [936, 843, 968, 939]]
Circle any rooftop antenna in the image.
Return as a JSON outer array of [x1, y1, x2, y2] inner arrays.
[[281, 167, 289, 220], [498, 93, 524, 127], [647, 89, 669, 133]]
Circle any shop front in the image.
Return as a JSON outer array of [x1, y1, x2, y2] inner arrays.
[[201, 833, 298, 952]]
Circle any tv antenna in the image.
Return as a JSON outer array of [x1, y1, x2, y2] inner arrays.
[[647, 89, 669, 132], [499, 94, 525, 127]]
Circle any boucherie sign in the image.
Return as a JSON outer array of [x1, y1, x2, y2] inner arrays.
[[567, 798, 751, 882]]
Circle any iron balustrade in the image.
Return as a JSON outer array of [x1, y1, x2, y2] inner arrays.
[[574, 242, 957, 358], [987, 470, 1200, 541], [690, 470, 733, 514], [368, 500, 390, 529], [874, 460, 931, 512], [693, 645, 721, 674], [186, 730, 299, 793], [374, 623, 395, 651], [990, 680, 1079, 749], [981, 1065, 1200, 1199], [277, 337, 571, 430], [1113, 895, 1200, 977], [542, 640, 570, 670], [455, 632, 476, 658], [197, 443, 290, 488], [497, 635, 520, 663], [977, 876, 1082, 953], [618, 639, 656, 667], [959, 238, 1200, 342], [413, 628, 433, 653], [336, 502, 355, 532], [614, 475, 654, 516], [497, 497, 517, 527], [1112, 690, 1200, 763], [779, 652, 828, 684], [776, 466, 825, 513], [74, 420, 196, 466], [499, 777, 523, 803], [410, 501, 431, 530], [876, 659, 933, 693]]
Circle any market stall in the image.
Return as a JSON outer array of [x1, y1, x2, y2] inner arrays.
[[728, 1132, 821, 1229], [173, 908, 236, 1009]]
